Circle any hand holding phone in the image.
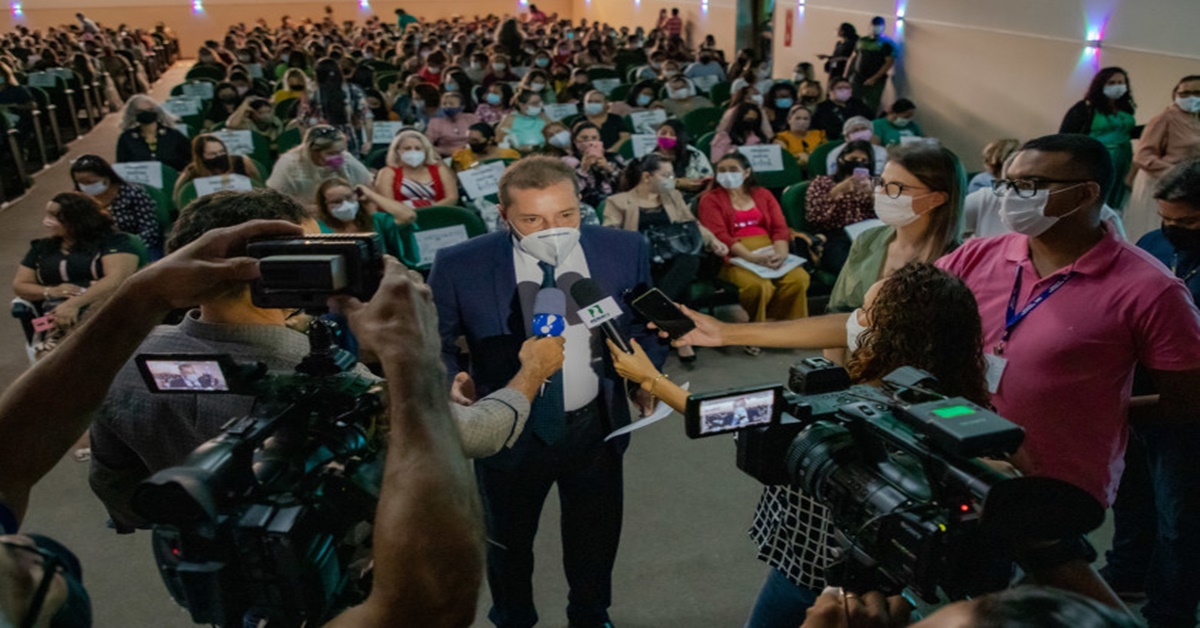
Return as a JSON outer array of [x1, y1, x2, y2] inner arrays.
[[630, 287, 697, 340], [853, 167, 870, 179]]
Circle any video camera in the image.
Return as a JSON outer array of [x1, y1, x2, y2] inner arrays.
[[688, 358, 1103, 603], [129, 234, 389, 626]]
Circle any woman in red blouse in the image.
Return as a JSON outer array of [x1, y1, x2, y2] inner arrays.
[[373, 130, 460, 211], [698, 152, 811, 327]]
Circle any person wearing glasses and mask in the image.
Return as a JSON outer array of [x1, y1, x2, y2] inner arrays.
[[266, 125, 371, 210]]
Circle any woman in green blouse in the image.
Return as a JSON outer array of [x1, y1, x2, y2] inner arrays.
[[1060, 67, 1137, 209], [314, 178, 420, 268]]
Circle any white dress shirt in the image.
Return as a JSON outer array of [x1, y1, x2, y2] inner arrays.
[[513, 240, 601, 412]]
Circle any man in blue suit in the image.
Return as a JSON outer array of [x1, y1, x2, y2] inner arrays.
[[429, 156, 666, 628]]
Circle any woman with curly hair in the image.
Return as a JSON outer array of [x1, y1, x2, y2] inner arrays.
[[603, 261, 990, 626]]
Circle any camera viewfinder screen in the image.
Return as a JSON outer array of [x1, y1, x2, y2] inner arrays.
[[144, 360, 229, 392], [698, 389, 775, 435]]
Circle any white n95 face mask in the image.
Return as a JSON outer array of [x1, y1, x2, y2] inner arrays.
[[998, 184, 1085, 237], [717, 172, 745, 190], [400, 150, 426, 168], [1176, 95, 1200, 113], [515, 226, 581, 267], [846, 308, 870, 354], [331, 200, 359, 222], [1103, 84, 1128, 100], [873, 192, 920, 227]]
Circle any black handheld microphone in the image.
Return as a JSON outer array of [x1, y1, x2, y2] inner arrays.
[[570, 278, 633, 354], [532, 288, 567, 338]]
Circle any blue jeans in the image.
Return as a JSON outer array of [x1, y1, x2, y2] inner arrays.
[[745, 568, 819, 628], [1106, 424, 1200, 628]]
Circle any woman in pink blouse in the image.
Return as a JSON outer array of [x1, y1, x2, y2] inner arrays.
[[710, 102, 771, 164], [425, 92, 481, 157]]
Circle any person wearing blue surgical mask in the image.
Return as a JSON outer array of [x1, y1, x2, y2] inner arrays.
[[612, 79, 660, 117], [764, 82, 800, 133]]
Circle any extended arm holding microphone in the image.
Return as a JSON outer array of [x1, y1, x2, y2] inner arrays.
[[571, 278, 664, 415]]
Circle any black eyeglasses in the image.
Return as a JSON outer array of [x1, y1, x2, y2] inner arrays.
[[991, 178, 1091, 199], [871, 177, 928, 199], [2, 540, 64, 628]]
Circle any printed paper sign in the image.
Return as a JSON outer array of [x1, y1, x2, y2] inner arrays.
[[457, 160, 507, 200], [112, 161, 164, 189], [844, 218, 885, 241], [543, 103, 579, 122], [192, 174, 254, 197], [414, 225, 470, 267], [181, 81, 214, 100], [163, 98, 202, 117], [27, 72, 57, 88], [593, 78, 622, 96], [245, 63, 264, 79], [370, 121, 406, 145], [691, 75, 721, 93], [737, 144, 785, 172], [211, 129, 255, 156], [175, 124, 191, 137], [630, 134, 660, 158], [629, 109, 667, 134], [577, 296, 623, 329]]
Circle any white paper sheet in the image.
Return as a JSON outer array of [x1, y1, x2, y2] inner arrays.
[[844, 218, 885, 241], [729, 246, 806, 279], [605, 382, 690, 441]]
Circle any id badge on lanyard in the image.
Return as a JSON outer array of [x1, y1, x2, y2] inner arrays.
[[987, 265, 1074, 393]]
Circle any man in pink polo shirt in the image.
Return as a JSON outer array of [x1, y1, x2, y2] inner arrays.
[[937, 134, 1200, 507]]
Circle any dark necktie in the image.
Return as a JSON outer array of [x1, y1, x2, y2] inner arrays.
[[529, 261, 565, 444]]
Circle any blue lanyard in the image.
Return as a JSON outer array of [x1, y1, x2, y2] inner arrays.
[[996, 265, 1074, 355]]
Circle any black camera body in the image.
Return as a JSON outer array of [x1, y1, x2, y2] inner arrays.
[[726, 357, 1037, 601], [131, 319, 386, 626], [248, 233, 385, 310]]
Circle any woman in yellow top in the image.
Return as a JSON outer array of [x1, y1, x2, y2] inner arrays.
[[272, 68, 308, 104], [451, 123, 521, 172], [774, 105, 826, 170]]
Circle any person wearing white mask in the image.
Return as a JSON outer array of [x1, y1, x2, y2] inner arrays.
[[698, 152, 811, 334], [1060, 67, 1138, 209], [873, 98, 925, 146], [496, 89, 550, 152], [811, 77, 874, 140], [374, 129, 460, 211], [824, 116, 889, 176], [580, 89, 630, 151], [314, 177, 420, 267], [428, 155, 665, 628], [518, 68, 558, 104], [1126, 74, 1200, 241], [661, 76, 714, 118]]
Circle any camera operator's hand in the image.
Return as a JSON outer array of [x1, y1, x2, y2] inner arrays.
[[801, 587, 913, 628], [127, 219, 304, 312], [650, 304, 726, 348]]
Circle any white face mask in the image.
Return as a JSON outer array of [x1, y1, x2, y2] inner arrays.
[[78, 180, 108, 196], [717, 172, 744, 190], [1176, 95, 1200, 113], [331, 199, 359, 222], [400, 149, 426, 167], [513, 225, 581, 267], [892, 117, 911, 128], [756, 68, 770, 79], [655, 175, 675, 193], [492, 62, 506, 71], [525, 105, 543, 117], [749, 94, 764, 106], [530, 81, 546, 92], [998, 184, 1085, 237], [584, 102, 605, 116], [873, 192, 921, 227], [847, 129, 873, 142], [1102, 84, 1127, 100], [845, 308, 870, 354], [670, 88, 690, 100], [833, 88, 852, 102], [549, 130, 572, 148]]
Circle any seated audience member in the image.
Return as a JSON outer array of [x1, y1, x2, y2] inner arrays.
[[655, 119, 715, 197], [315, 178, 419, 267], [1060, 67, 1138, 209], [464, 51, 490, 84], [580, 90, 631, 151], [967, 138, 1020, 194], [685, 48, 727, 82], [364, 88, 399, 122], [633, 49, 668, 82], [496, 89, 549, 152], [558, 67, 594, 103], [563, 121, 624, 209], [606, 154, 727, 303], [115, 95, 191, 172], [699, 152, 811, 330], [452, 123, 521, 172], [937, 134, 1200, 510], [873, 98, 924, 146], [661, 76, 714, 119], [204, 82, 243, 131], [828, 141, 962, 316], [481, 52, 520, 87], [405, 82, 443, 128], [12, 193, 141, 344], [475, 82, 515, 126], [174, 134, 262, 204], [70, 155, 163, 259], [375, 130, 460, 209], [1105, 158, 1200, 628], [273, 67, 308, 103], [763, 82, 800, 133], [1127, 75, 1200, 241], [266, 125, 371, 209], [711, 102, 770, 163], [535, 120, 573, 158], [659, 59, 685, 83], [797, 79, 824, 108], [812, 77, 874, 140], [417, 50, 447, 86], [226, 97, 285, 148], [443, 69, 477, 110], [774, 105, 827, 169], [612, 79, 660, 117], [805, 140, 879, 272], [426, 91, 481, 158], [728, 84, 766, 110], [518, 69, 558, 104], [825, 116, 888, 175]]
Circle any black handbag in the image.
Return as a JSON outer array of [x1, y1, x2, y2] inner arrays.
[[643, 220, 704, 264]]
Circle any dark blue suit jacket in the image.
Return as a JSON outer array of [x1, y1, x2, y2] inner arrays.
[[429, 225, 667, 468]]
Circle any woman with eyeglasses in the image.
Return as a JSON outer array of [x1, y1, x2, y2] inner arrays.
[[266, 125, 371, 209], [69, 154, 163, 259]]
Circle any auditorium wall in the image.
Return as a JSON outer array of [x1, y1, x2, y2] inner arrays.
[[570, 0, 741, 64], [770, 0, 1200, 170]]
